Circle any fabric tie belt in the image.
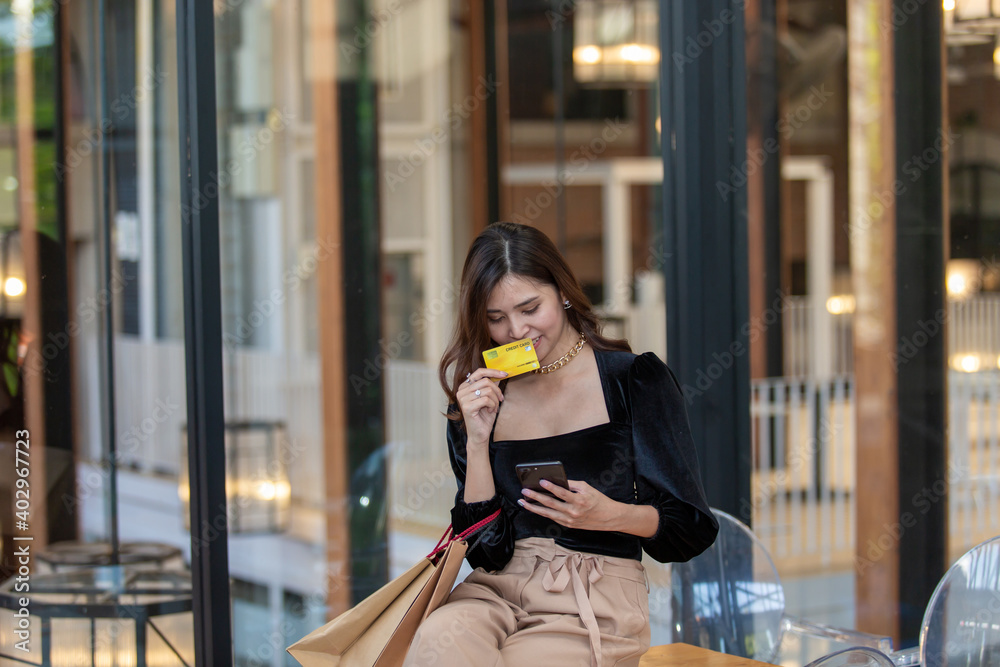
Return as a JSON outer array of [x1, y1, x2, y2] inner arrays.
[[515, 538, 646, 667], [542, 551, 605, 667]]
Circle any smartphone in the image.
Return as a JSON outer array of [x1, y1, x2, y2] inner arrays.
[[515, 461, 570, 497]]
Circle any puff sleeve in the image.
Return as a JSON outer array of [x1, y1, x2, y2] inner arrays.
[[446, 413, 516, 571], [629, 352, 719, 562]]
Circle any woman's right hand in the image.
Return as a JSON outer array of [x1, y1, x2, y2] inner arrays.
[[457, 368, 508, 448]]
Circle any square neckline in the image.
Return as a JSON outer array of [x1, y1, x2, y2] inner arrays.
[[490, 348, 614, 445]]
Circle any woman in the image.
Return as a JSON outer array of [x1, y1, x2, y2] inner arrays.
[[403, 222, 718, 667]]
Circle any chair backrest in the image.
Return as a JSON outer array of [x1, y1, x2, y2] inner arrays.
[[803, 646, 895, 667], [656, 508, 786, 663], [920, 534, 1000, 667]]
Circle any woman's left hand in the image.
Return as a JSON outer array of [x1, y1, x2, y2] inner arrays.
[[518, 480, 625, 532]]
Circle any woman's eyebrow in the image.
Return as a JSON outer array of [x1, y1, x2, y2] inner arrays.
[[487, 296, 539, 313]]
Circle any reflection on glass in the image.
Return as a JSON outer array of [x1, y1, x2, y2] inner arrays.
[[922, 536, 1000, 667], [0, 0, 204, 662], [667, 510, 786, 663]]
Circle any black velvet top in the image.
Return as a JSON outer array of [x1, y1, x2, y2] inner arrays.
[[449, 349, 720, 572]]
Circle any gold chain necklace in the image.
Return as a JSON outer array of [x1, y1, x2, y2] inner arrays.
[[533, 332, 586, 374]]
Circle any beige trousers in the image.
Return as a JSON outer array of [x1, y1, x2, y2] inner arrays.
[[403, 537, 650, 667]]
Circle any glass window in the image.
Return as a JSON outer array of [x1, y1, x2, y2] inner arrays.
[[4, 1, 998, 664], [0, 1, 196, 664]]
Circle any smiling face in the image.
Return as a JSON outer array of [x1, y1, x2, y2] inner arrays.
[[485, 274, 579, 366]]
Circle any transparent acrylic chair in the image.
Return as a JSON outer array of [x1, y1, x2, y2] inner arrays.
[[804, 646, 896, 667], [644, 509, 893, 665], [890, 534, 1000, 667]]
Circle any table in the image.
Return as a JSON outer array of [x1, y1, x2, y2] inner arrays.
[[640, 643, 780, 666]]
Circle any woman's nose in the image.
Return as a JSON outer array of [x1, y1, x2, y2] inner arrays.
[[509, 316, 530, 340]]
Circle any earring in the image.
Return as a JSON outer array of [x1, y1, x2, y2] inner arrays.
[[563, 299, 571, 309]]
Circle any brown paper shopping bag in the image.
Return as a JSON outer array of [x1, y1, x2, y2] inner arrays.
[[287, 509, 500, 667]]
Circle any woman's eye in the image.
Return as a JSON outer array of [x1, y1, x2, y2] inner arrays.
[[489, 317, 504, 324], [524, 306, 539, 315]]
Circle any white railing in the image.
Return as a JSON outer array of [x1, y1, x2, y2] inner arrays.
[[949, 295, 1000, 371], [750, 371, 1000, 570], [784, 294, 1000, 378], [783, 299, 854, 377], [750, 376, 856, 568], [948, 371, 1000, 549]]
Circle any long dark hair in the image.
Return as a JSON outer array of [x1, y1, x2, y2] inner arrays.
[[439, 222, 631, 423]]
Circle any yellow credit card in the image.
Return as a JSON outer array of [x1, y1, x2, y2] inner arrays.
[[482, 338, 540, 379]]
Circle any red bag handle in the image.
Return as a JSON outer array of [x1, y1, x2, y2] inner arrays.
[[426, 508, 501, 560]]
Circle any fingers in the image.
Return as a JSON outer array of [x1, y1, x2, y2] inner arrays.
[[538, 479, 575, 501], [465, 394, 500, 416], [520, 488, 560, 510], [518, 491, 561, 513], [458, 377, 505, 409], [518, 493, 576, 528], [466, 368, 508, 384]]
